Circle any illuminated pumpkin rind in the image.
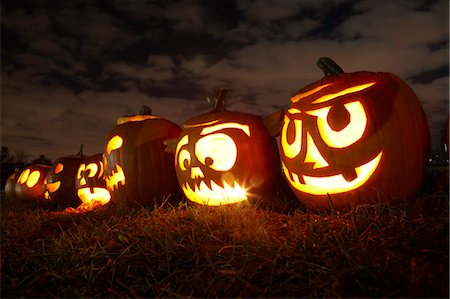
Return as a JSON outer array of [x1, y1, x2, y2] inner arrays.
[[281, 57, 430, 209], [104, 106, 182, 208], [44, 150, 84, 209], [175, 89, 282, 207], [15, 164, 50, 201], [5, 170, 20, 199]]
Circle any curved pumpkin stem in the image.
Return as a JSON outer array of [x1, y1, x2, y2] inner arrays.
[[77, 144, 84, 156], [139, 105, 153, 115], [208, 89, 228, 112], [317, 57, 344, 77]]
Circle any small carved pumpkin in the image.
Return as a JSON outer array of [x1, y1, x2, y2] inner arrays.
[[173, 89, 282, 207], [280, 58, 430, 209], [104, 106, 182, 208], [5, 169, 20, 199], [15, 164, 50, 201], [44, 147, 84, 208], [75, 153, 111, 208]]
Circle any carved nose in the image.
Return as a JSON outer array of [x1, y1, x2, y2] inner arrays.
[[191, 167, 204, 179]]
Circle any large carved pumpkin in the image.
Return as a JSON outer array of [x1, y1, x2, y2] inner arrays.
[[15, 164, 50, 201], [104, 106, 182, 208], [280, 57, 430, 209], [75, 153, 111, 208], [173, 89, 282, 207], [44, 147, 84, 208]]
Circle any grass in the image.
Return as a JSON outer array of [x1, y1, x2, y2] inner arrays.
[[1, 170, 448, 298]]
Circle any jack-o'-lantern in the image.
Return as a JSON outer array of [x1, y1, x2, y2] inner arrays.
[[5, 169, 20, 199], [172, 89, 282, 207], [44, 147, 84, 208], [280, 57, 430, 209], [15, 164, 50, 201], [75, 153, 111, 208], [104, 106, 182, 208]]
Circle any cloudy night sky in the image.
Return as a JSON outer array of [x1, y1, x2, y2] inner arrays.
[[1, 0, 448, 161]]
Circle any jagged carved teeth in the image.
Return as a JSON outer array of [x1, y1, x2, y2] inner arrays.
[[182, 179, 248, 206], [106, 165, 125, 191], [282, 152, 382, 196]]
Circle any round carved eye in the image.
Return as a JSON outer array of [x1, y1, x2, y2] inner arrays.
[[18, 169, 30, 184], [55, 163, 64, 174], [86, 163, 98, 178], [178, 149, 191, 171], [26, 171, 41, 188], [195, 133, 237, 171], [307, 101, 367, 148]]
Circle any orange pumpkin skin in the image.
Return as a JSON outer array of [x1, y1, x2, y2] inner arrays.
[[15, 164, 50, 201], [75, 154, 111, 207], [175, 90, 281, 207], [104, 107, 182, 208], [5, 170, 20, 199], [44, 155, 84, 208], [280, 58, 430, 209]]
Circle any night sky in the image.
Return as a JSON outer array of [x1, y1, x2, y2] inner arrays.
[[2, 0, 449, 161]]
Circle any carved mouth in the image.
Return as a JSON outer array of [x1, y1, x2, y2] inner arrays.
[[77, 188, 111, 205], [105, 165, 125, 191], [283, 152, 383, 195], [182, 180, 247, 206]]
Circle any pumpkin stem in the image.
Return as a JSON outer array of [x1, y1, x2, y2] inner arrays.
[[139, 105, 153, 115], [77, 144, 84, 156], [208, 89, 228, 112], [317, 57, 344, 77]]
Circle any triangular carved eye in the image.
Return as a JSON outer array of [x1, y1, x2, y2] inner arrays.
[[306, 101, 367, 148]]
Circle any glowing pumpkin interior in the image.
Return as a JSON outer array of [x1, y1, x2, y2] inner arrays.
[[44, 162, 63, 199], [17, 168, 41, 189], [281, 81, 383, 196], [105, 135, 126, 191], [76, 158, 111, 206], [176, 121, 251, 206]]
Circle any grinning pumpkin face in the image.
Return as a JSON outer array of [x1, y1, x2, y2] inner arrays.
[[174, 90, 281, 206], [15, 164, 50, 201], [76, 154, 111, 207], [44, 154, 84, 208], [104, 106, 182, 208], [280, 58, 430, 209]]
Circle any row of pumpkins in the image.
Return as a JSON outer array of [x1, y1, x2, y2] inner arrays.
[[4, 58, 431, 210]]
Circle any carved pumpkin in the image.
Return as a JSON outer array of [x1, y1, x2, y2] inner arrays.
[[15, 164, 50, 201], [280, 57, 430, 209], [44, 147, 84, 208], [173, 89, 282, 207], [5, 169, 20, 199], [104, 106, 182, 208], [75, 153, 111, 208]]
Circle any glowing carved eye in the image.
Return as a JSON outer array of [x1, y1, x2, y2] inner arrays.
[[106, 135, 123, 154], [86, 163, 98, 178], [55, 163, 64, 174], [281, 112, 302, 159], [77, 164, 85, 179], [195, 133, 237, 171], [18, 169, 30, 184], [26, 171, 41, 188], [307, 101, 367, 148], [178, 149, 191, 171]]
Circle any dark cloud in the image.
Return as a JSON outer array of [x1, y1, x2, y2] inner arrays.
[[1, 0, 448, 160]]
